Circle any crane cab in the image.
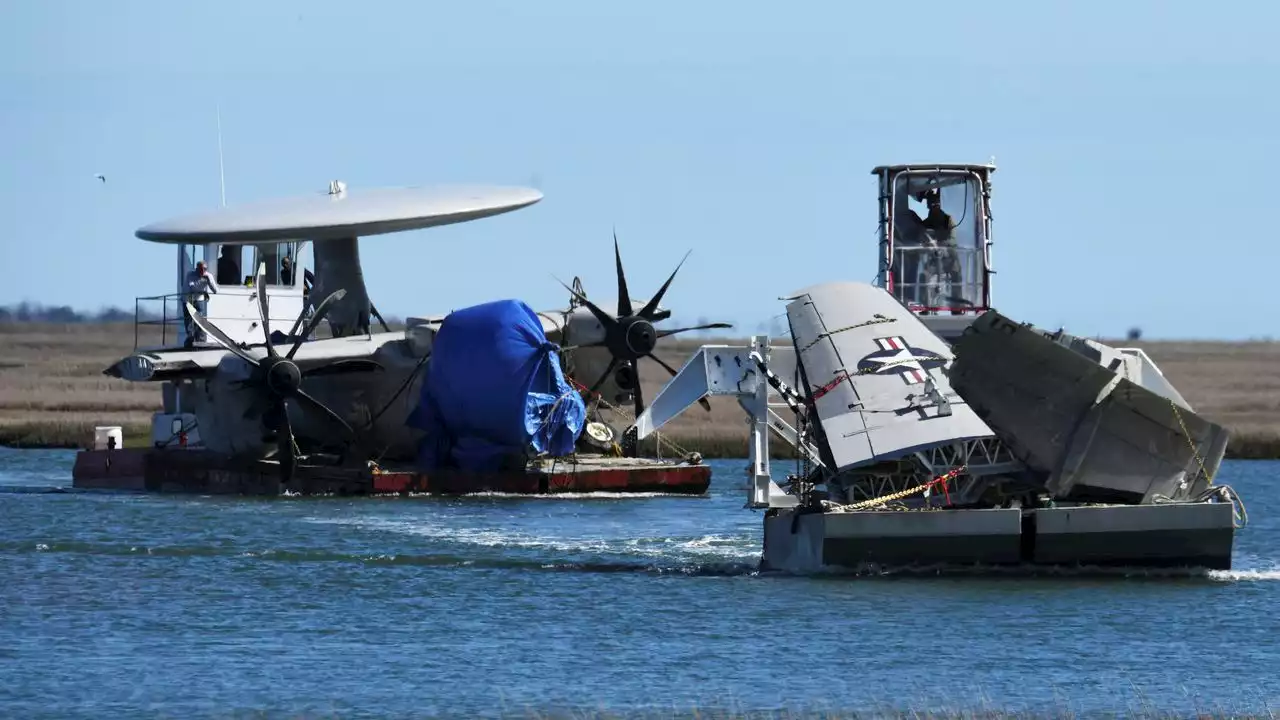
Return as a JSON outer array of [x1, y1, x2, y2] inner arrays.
[[872, 162, 995, 342]]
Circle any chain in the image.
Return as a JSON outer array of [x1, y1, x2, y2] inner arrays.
[[830, 465, 967, 512], [1168, 398, 1214, 487]]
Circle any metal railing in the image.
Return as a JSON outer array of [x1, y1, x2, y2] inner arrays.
[[888, 244, 986, 314], [133, 293, 187, 350]]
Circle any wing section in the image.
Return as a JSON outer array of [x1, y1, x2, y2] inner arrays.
[[784, 281, 994, 471], [408, 310, 566, 345], [104, 333, 398, 382], [949, 311, 1228, 503]]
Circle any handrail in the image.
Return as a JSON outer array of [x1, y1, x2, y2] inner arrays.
[[133, 292, 188, 350], [132, 286, 308, 350], [889, 245, 987, 314]]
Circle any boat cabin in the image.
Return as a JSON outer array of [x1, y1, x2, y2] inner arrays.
[[134, 239, 311, 350], [872, 162, 995, 340]]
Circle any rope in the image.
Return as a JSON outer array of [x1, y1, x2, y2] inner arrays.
[[1213, 484, 1250, 529], [829, 465, 967, 512], [747, 351, 805, 415], [532, 388, 581, 446], [363, 350, 433, 464], [363, 351, 431, 432], [1163, 399, 1250, 527], [565, 373, 697, 459], [798, 314, 898, 354]]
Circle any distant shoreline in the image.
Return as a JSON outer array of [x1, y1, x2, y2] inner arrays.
[[3, 322, 1279, 461]]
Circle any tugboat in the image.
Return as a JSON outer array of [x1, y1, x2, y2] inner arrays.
[[634, 161, 1248, 571], [72, 180, 719, 497]]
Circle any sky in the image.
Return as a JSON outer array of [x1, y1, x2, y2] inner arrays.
[[1, 0, 1277, 340]]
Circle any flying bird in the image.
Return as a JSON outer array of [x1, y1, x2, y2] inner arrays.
[[94, 174, 106, 183]]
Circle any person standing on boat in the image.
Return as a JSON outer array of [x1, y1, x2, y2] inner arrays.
[[216, 245, 240, 286], [891, 190, 926, 306], [280, 255, 294, 286], [920, 189, 964, 313], [183, 260, 219, 346]]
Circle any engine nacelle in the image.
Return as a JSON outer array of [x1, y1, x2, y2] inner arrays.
[[193, 354, 274, 455], [559, 301, 669, 410]]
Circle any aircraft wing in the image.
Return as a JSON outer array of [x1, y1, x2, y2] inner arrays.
[[949, 311, 1229, 503], [784, 281, 995, 471], [408, 310, 567, 345], [109, 306, 571, 383], [104, 332, 403, 382]]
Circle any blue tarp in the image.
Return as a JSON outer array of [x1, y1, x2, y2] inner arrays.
[[406, 298, 587, 472]]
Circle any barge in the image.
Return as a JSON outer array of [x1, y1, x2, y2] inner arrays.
[[73, 447, 710, 496], [634, 161, 1248, 571], [71, 179, 718, 497]]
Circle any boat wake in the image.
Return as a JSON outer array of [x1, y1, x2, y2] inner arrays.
[[9, 534, 1279, 582], [305, 516, 762, 562], [11, 539, 758, 577], [298, 516, 1280, 582]]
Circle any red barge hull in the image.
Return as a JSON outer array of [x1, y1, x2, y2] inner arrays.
[[71, 448, 711, 496]]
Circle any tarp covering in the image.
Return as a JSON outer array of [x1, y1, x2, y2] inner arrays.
[[406, 299, 586, 472]]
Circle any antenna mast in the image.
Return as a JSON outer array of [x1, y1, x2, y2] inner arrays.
[[216, 104, 227, 207]]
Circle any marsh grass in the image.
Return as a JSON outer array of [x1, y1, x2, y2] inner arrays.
[[2, 323, 1278, 459]]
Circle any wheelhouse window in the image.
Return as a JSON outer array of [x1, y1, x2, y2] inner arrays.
[[247, 241, 299, 287], [889, 172, 984, 313]]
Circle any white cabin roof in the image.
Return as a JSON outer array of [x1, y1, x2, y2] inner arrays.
[[135, 183, 543, 244]]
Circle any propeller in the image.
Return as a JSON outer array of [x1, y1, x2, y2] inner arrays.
[[557, 232, 732, 420], [298, 269, 391, 335], [185, 262, 384, 485]]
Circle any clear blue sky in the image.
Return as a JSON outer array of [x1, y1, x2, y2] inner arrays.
[[2, 0, 1276, 339]]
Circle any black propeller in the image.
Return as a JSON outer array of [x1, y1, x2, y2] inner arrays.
[[558, 232, 733, 420], [299, 268, 390, 335], [185, 262, 384, 485]]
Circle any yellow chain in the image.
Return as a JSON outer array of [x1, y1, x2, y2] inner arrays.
[[834, 466, 967, 511], [1168, 399, 1214, 486]]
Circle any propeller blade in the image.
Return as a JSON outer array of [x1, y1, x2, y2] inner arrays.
[[185, 301, 260, 367], [656, 322, 734, 339], [276, 401, 295, 485], [637, 250, 691, 321], [286, 288, 348, 359], [585, 357, 619, 397], [646, 353, 711, 411], [254, 262, 276, 356], [630, 360, 645, 419], [294, 388, 356, 440], [302, 359, 385, 377], [370, 302, 392, 333], [285, 301, 310, 340], [554, 275, 616, 330], [613, 230, 633, 318]]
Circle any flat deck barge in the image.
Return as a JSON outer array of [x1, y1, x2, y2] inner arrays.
[[71, 447, 711, 496]]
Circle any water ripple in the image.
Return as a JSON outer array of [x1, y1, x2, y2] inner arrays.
[[2, 448, 1279, 718]]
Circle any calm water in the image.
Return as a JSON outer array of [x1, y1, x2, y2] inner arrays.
[[1, 448, 1277, 719]]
